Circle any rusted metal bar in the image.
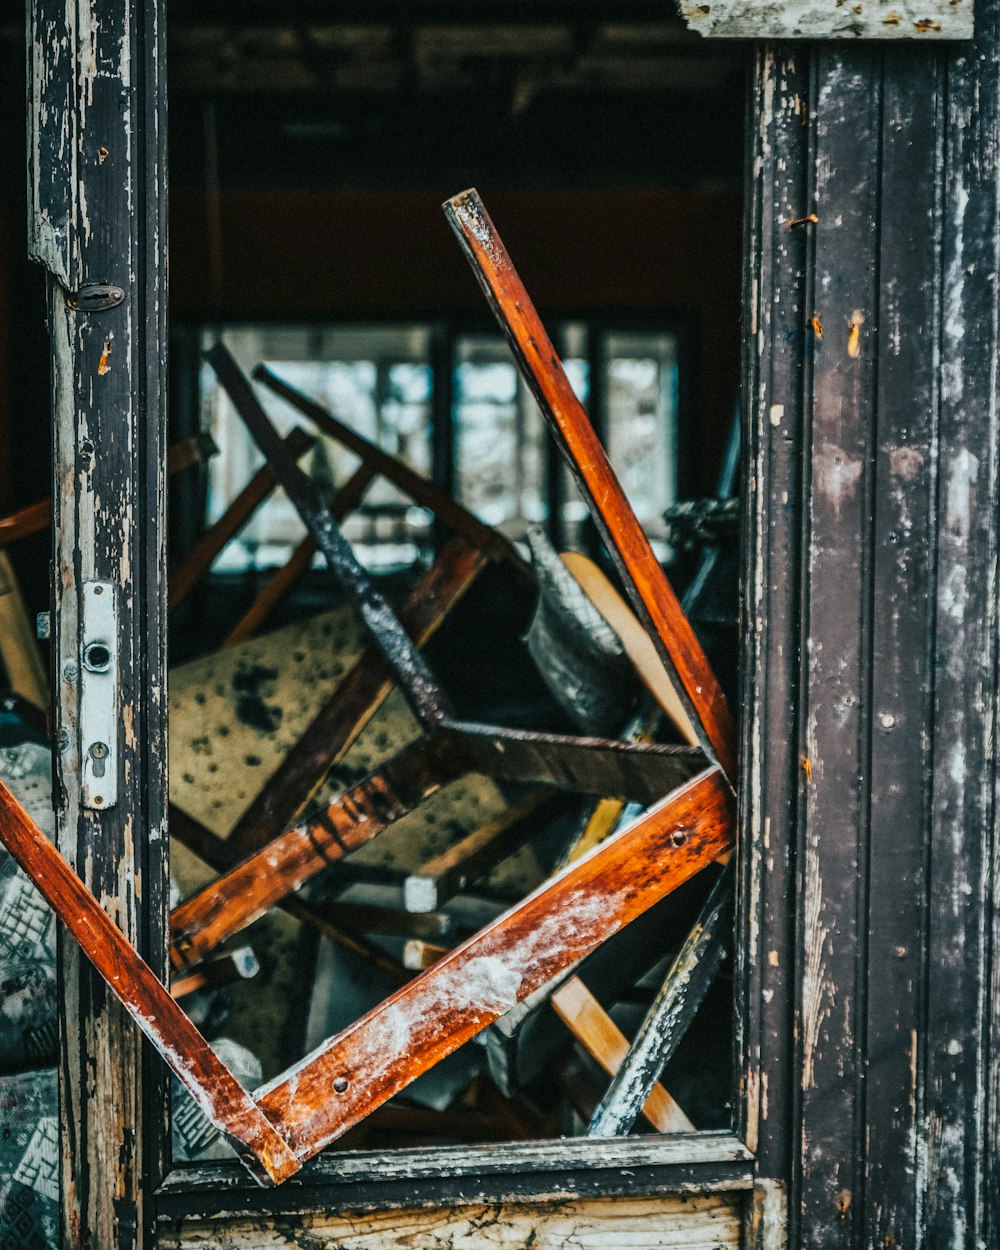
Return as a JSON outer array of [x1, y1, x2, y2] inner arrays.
[[223, 537, 486, 860], [223, 460, 377, 648], [0, 779, 300, 1186], [254, 363, 532, 582], [255, 766, 733, 1156], [589, 862, 733, 1137], [169, 735, 467, 970], [443, 189, 736, 781], [168, 425, 314, 611], [206, 343, 448, 728]]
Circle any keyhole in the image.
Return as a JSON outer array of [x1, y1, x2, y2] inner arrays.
[[89, 742, 109, 777]]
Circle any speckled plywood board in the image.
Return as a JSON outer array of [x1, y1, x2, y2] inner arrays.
[[169, 609, 542, 899], [161, 1193, 743, 1249]]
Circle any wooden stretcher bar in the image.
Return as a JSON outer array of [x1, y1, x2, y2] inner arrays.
[[255, 765, 733, 1156], [223, 536, 487, 860], [254, 363, 531, 582], [169, 735, 467, 970], [444, 722, 702, 805], [0, 779, 301, 1186], [206, 343, 448, 729], [0, 433, 218, 549], [443, 189, 736, 782], [223, 460, 378, 647], [548, 976, 693, 1133], [169, 425, 314, 611]]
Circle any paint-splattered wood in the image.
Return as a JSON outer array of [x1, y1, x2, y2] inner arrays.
[[223, 461, 376, 647], [255, 766, 733, 1156], [589, 863, 731, 1137], [159, 1193, 743, 1250], [168, 425, 314, 611], [0, 780, 300, 1186], [224, 537, 486, 859], [677, 0, 971, 39], [254, 363, 532, 582], [169, 737, 467, 970], [207, 343, 447, 728], [443, 190, 735, 783]]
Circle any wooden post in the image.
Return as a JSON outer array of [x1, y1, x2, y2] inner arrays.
[[28, 0, 168, 1243]]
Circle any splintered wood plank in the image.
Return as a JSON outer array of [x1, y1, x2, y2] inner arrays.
[[168, 425, 314, 611], [223, 460, 377, 648], [255, 766, 733, 1157], [443, 190, 735, 781], [549, 977, 693, 1133], [448, 722, 702, 805], [0, 551, 48, 708], [160, 1193, 743, 1250], [589, 864, 732, 1137], [169, 737, 467, 970], [0, 780, 299, 1186], [224, 537, 487, 859], [254, 363, 532, 582], [206, 344, 447, 728]]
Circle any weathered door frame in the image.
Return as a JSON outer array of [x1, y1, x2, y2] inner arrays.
[[27, 0, 1000, 1246]]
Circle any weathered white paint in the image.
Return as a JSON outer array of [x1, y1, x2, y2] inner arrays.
[[161, 1194, 742, 1250], [677, 0, 972, 40]]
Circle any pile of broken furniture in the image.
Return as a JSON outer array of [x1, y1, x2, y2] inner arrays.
[[0, 191, 739, 1192]]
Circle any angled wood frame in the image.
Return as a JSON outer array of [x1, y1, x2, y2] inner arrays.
[[0, 193, 739, 1187]]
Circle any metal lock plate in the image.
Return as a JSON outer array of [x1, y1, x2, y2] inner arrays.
[[80, 580, 118, 810], [66, 283, 125, 313]]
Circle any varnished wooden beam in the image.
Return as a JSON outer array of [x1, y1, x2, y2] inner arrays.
[[0, 780, 300, 1186], [255, 766, 733, 1157], [443, 189, 736, 781]]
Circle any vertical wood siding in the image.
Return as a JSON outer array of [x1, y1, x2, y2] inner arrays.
[[747, 4, 1000, 1245], [28, 1, 168, 1247]]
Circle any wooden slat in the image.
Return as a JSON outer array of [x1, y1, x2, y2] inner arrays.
[[255, 766, 733, 1157], [0, 779, 300, 1186], [254, 363, 532, 581], [168, 425, 314, 611], [223, 460, 376, 647], [447, 722, 702, 805], [589, 864, 731, 1136], [549, 977, 692, 1134], [224, 537, 486, 860], [0, 550, 48, 708], [403, 791, 563, 913], [206, 344, 448, 728], [169, 736, 467, 970], [443, 189, 736, 782]]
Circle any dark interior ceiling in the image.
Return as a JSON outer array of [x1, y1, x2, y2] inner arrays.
[[165, 1, 746, 192]]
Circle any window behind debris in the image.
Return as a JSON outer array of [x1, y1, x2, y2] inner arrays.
[[199, 319, 686, 571]]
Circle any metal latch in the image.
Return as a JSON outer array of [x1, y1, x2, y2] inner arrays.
[[80, 581, 118, 810], [66, 283, 126, 313]]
